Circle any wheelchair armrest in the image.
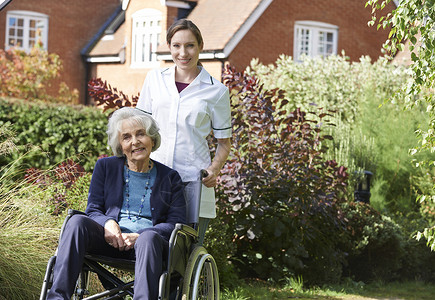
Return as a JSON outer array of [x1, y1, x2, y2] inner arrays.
[[56, 209, 87, 249], [67, 209, 86, 216], [175, 223, 198, 238]]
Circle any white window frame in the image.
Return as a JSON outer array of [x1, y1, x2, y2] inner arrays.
[[131, 8, 162, 68], [5, 10, 49, 51], [294, 21, 338, 61]]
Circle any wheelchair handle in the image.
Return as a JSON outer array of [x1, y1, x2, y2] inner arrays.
[[200, 169, 208, 180]]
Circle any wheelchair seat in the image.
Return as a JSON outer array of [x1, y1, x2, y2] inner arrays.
[[85, 254, 135, 272]]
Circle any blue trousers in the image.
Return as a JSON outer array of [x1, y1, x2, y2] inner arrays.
[[47, 214, 168, 300]]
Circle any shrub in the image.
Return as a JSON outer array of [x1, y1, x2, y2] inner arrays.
[[394, 212, 435, 282], [0, 46, 78, 104], [341, 202, 406, 282], [217, 66, 349, 284], [0, 97, 110, 172], [248, 54, 430, 216], [204, 216, 240, 290]]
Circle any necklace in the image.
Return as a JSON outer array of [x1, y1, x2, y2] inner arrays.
[[125, 161, 152, 222]]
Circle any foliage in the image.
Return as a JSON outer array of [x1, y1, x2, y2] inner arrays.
[[25, 159, 89, 216], [204, 216, 240, 290], [0, 46, 78, 104], [0, 123, 18, 157], [0, 97, 110, 171], [247, 54, 358, 122], [366, 0, 435, 249], [218, 66, 349, 284], [357, 82, 429, 213], [341, 202, 406, 282], [88, 78, 138, 112], [0, 125, 59, 299], [247, 55, 407, 124], [248, 53, 431, 215]]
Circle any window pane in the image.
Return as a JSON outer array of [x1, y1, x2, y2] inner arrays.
[[326, 44, 333, 55], [318, 45, 324, 54], [9, 17, 16, 26], [17, 29, 23, 37], [142, 34, 147, 62], [17, 19, 24, 26], [327, 32, 333, 42], [36, 20, 44, 29], [30, 19, 36, 28]]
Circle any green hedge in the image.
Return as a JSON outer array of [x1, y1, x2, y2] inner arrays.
[[0, 97, 111, 171]]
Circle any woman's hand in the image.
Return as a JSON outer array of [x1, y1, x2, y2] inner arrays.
[[203, 138, 231, 188], [104, 219, 127, 251], [203, 168, 218, 188], [122, 233, 140, 251]]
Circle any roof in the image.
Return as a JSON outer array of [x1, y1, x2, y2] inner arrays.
[[88, 16, 126, 56], [83, 6, 126, 63], [86, 0, 273, 62], [159, 0, 272, 59]]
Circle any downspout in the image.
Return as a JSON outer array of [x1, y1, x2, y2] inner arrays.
[[81, 55, 90, 105]]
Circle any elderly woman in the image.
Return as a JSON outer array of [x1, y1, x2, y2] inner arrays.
[[47, 107, 186, 300]]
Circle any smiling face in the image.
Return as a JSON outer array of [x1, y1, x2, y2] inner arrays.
[[119, 120, 154, 172], [168, 29, 203, 73]]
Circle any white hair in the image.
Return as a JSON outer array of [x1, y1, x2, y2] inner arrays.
[[106, 107, 161, 157]]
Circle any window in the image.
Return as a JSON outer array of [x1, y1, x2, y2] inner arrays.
[[294, 21, 338, 61], [131, 8, 162, 68], [5, 11, 48, 51]]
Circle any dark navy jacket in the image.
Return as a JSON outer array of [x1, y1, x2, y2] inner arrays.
[[85, 156, 186, 241]]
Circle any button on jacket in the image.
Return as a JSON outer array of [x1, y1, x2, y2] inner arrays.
[[137, 66, 232, 218]]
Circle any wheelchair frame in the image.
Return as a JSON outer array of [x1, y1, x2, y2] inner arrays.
[[40, 171, 219, 300]]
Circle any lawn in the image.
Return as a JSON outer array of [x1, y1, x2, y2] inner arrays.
[[221, 279, 435, 300]]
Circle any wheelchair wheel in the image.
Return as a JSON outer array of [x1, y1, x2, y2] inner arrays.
[[182, 246, 219, 300], [72, 269, 90, 300]]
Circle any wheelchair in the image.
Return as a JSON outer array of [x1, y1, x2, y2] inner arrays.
[[39, 171, 219, 300]]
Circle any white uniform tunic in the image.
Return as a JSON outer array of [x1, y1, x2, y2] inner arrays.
[[137, 66, 232, 218]]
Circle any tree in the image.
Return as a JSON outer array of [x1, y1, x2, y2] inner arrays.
[[366, 0, 435, 250]]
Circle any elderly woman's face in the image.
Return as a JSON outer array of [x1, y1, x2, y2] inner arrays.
[[119, 120, 153, 165]]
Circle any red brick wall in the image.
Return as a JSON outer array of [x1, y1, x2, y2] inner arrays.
[[0, 0, 120, 102], [227, 0, 396, 72]]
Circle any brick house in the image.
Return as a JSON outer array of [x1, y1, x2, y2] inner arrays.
[[1, 0, 397, 104], [0, 0, 120, 102]]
